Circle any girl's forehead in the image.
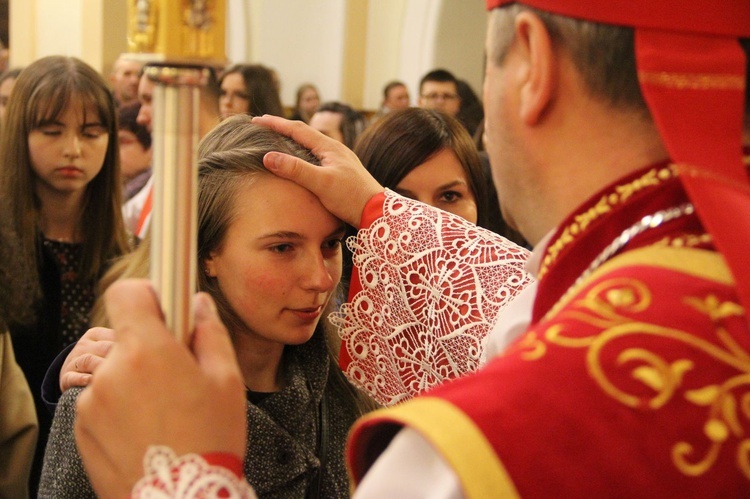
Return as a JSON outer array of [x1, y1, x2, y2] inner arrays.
[[37, 95, 102, 122]]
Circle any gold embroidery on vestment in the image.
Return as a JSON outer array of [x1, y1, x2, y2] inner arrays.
[[517, 331, 546, 360], [524, 274, 750, 480], [539, 166, 676, 279]]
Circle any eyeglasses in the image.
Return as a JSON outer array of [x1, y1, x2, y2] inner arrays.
[[421, 93, 459, 102]]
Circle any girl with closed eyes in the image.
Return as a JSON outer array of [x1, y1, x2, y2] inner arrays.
[[0, 55, 129, 495]]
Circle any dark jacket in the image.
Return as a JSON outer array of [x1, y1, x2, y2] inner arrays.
[[39, 330, 360, 498]]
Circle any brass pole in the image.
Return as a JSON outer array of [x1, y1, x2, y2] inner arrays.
[[126, 0, 226, 342]]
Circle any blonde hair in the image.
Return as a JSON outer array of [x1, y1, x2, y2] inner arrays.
[[196, 115, 321, 332], [198, 115, 377, 413], [90, 238, 150, 327], [91, 115, 321, 330]]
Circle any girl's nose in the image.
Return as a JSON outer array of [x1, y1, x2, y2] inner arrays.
[[63, 134, 82, 159], [301, 252, 335, 292]]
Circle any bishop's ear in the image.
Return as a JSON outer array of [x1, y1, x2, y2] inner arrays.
[[514, 11, 556, 126]]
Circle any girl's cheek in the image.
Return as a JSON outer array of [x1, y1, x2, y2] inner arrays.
[[251, 269, 291, 299]]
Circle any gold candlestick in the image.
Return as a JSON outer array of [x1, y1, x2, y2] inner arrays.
[[127, 0, 226, 342]]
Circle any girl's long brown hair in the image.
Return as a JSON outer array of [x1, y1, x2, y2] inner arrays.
[[0, 55, 129, 291]]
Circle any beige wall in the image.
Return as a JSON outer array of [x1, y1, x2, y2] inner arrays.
[[230, 0, 486, 111], [238, 0, 350, 109], [10, 0, 127, 73], [8, 0, 485, 111], [388, 0, 486, 111], [363, 0, 409, 109], [340, 0, 368, 108]]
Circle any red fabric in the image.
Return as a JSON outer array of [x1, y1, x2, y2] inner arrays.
[[636, 32, 745, 180], [485, 0, 750, 36], [636, 30, 750, 325], [348, 169, 750, 494], [532, 163, 704, 323], [485, 1, 750, 327], [680, 171, 750, 316], [339, 191, 387, 371], [136, 186, 153, 238], [425, 263, 750, 495], [351, 256, 750, 494], [200, 452, 244, 479], [358, 191, 387, 230]]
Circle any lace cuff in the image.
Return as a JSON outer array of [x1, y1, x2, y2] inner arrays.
[[333, 190, 533, 405], [132, 446, 256, 498]]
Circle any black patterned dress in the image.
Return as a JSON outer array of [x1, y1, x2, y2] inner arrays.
[[10, 237, 97, 496]]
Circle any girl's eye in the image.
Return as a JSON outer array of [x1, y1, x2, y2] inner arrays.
[[323, 238, 343, 251], [440, 191, 462, 203], [83, 126, 107, 139], [270, 243, 292, 254], [36, 125, 62, 136]]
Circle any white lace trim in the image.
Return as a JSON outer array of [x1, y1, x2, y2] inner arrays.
[[132, 446, 256, 499], [331, 190, 532, 405]]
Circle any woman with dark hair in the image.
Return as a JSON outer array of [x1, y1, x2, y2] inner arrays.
[[355, 108, 490, 228], [219, 64, 284, 120], [354, 107, 526, 245], [341, 109, 491, 298]]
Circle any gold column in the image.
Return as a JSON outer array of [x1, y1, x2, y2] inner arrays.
[[127, 0, 226, 342]]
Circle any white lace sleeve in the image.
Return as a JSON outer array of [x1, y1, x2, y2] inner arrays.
[[132, 446, 257, 499], [331, 190, 533, 406]]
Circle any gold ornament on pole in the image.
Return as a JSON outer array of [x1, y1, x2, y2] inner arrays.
[[127, 0, 226, 65], [126, 0, 227, 342]]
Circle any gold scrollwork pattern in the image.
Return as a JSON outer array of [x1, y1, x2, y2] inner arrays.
[[518, 275, 750, 480], [538, 166, 676, 279]]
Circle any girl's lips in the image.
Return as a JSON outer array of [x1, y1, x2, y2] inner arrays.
[[57, 166, 83, 177], [288, 305, 323, 321]]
